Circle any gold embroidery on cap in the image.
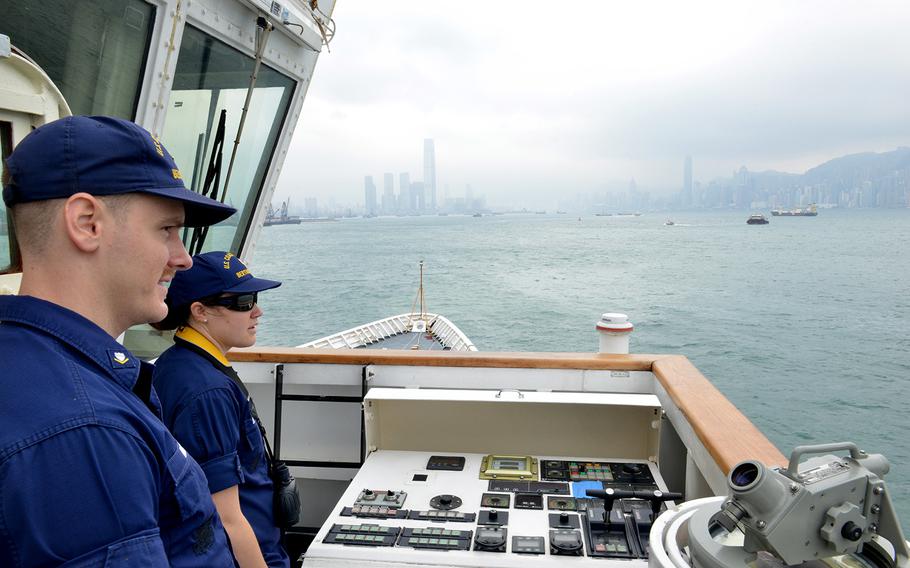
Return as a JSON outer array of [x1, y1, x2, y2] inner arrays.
[[172, 169, 182, 180], [223, 252, 235, 269], [151, 134, 164, 157], [235, 268, 250, 278]]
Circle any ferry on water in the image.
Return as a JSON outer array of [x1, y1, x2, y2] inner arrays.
[[1, 3, 907, 567], [772, 203, 819, 216], [747, 213, 770, 225]]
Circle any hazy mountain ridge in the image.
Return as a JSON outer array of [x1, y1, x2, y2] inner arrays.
[[802, 147, 910, 185], [688, 147, 910, 209]]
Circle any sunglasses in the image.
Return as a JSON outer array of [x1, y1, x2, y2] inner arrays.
[[202, 292, 258, 312]]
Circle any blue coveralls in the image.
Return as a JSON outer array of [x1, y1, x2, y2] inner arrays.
[[0, 295, 235, 567], [153, 327, 290, 568]]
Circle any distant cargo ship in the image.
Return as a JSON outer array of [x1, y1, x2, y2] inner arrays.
[[771, 203, 818, 216], [264, 199, 302, 226]]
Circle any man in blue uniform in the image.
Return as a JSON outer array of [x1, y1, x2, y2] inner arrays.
[[0, 116, 238, 566]]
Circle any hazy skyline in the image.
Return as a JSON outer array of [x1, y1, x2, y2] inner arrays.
[[276, 0, 910, 207]]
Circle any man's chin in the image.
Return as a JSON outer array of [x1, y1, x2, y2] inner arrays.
[[147, 304, 169, 326]]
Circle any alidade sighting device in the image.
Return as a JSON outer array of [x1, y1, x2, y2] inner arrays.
[[652, 442, 910, 568]]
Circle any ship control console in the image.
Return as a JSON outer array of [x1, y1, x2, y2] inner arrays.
[[304, 450, 678, 566]]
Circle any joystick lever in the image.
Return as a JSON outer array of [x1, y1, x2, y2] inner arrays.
[[585, 488, 635, 527], [633, 489, 682, 520], [586, 488, 635, 519]]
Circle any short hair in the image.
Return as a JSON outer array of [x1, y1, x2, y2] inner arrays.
[[9, 199, 64, 257], [10, 194, 135, 258]]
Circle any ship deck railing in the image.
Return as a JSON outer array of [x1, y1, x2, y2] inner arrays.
[[297, 313, 477, 351]]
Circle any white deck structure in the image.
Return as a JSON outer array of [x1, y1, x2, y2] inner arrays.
[[298, 313, 478, 351]]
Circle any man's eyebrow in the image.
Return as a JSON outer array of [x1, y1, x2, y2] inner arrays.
[[160, 214, 186, 227]]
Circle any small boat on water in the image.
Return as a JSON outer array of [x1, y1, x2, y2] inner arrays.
[[664, 219, 675, 226], [747, 213, 770, 225]]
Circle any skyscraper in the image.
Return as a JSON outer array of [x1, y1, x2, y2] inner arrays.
[[364, 175, 377, 216], [411, 181, 425, 211], [382, 172, 395, 214], [423, 139, 436, 211], [399, 172, 411, 211], [683, 155, 693, 207]]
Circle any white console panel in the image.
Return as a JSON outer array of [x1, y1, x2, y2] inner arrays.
[[303, 450, 668, 567]]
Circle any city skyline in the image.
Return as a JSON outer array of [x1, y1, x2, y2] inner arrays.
[[274, 1, 910, 208], [295, 145, 908, 218]]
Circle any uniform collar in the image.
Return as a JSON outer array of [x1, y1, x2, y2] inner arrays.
[[0, 295, 145, 394], [174, 326, 231, 367]]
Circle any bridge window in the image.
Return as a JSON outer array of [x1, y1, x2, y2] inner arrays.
[[162, 24, 296, 254], [0, 0, 154, 119]]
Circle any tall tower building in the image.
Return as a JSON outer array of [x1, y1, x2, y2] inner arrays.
[[399, 172, 411, 211], [382, 172, 395, 213], [411, 181, 425, 211], [423, 139, 436, 211], [364, 175, 377, 216], [683, 155, 693, 207]]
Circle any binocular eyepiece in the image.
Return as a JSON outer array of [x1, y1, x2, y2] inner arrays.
[[729, 461, 763, 491]]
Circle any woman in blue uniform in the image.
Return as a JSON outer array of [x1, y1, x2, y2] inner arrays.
[[152, 251, 290, 568]]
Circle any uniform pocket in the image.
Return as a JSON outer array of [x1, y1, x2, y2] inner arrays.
[[165, 445, 211, 521], [164, 445, 220, 557], [102, 531, 168, 567]]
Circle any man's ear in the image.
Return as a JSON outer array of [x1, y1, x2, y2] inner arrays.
[[62, 193, 105, 252]]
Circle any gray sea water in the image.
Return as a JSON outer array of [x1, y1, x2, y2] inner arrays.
[[252, 209, 910, 524]]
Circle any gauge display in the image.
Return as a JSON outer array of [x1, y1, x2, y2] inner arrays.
[[479, 454, 539, 481]]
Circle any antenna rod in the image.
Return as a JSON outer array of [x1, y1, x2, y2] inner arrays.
[[419, 260, 425, 319]]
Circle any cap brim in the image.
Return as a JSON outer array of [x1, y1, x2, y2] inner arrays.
[[138, 186, 237, 227], [224, 276, 282, 294]]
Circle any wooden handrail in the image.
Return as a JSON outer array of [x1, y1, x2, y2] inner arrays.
[[228, 347, 658, 370], [227, 347, 785, 474], [652, 355, 787, 473]]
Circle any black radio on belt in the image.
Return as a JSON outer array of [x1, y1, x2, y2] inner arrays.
[[270, 460, 300, 528]]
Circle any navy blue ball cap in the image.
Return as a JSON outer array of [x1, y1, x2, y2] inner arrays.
[[2, 115, 236, 227], [166, 251, 281, 309]]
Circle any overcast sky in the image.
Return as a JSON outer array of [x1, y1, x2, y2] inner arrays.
[[275, 0, 910, 208]]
